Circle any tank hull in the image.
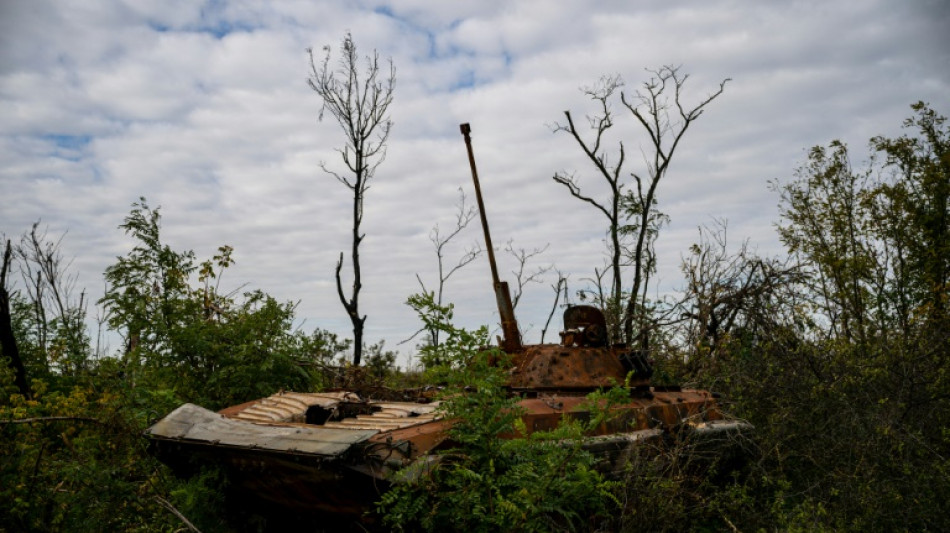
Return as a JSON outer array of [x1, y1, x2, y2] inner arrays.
[[146, 386, 751, 516]]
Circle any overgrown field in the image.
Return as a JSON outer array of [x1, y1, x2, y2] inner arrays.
[[2, 103, 948, 531]]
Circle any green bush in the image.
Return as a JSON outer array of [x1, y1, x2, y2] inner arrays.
[[378, 293, 617, 532]]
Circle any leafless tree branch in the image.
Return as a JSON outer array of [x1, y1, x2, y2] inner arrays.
[[308, 32, 395, 366]]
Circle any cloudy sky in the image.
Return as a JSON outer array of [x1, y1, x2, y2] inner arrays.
[[2, 0, 948, 363]]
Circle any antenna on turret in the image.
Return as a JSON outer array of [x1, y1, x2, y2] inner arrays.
[[460, 123, 523, 352]]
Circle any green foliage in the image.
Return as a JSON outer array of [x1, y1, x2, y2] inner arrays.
[[614, 102, 950, 533], [407, 291, 490, 373], [0, 379, 178, 532], [379, 294, 617, 532], [100, 198, 196, 359], [5, 293, 51, 381], [3, 224, 93, 383], [870, 101, 950, 330], [698, 102, 950, 532], [1, 199, 354, 532], [99, 198, 335, 409], [707, 324, 950, 531], [362, 340, 398, 378], [774, 139, 878, 346]]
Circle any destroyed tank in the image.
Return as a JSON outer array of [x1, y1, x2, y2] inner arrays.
[[146, 124, 750, 519]]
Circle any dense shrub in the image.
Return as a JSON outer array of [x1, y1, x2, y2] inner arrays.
[[378, 294, 617, 532]]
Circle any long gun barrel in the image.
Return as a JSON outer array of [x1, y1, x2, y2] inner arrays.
[[460, 123, 523, 353]]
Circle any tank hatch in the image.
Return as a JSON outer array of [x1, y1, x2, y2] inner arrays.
[[508, 305, 652, 390]]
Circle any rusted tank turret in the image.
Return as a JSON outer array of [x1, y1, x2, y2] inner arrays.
[[506, 304, 650, 390], [145, 123, 751, 519]]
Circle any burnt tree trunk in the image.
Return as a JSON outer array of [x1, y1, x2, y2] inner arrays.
[[1, 240, 31, 398]]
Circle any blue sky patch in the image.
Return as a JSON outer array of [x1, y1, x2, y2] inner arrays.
[[39, 134, 91, 162], [452, 70, 476, 91], [147, 20, 170, 32], [191, 19, 258, 39], [41, 134, 91, 151], [147, 17, 257, 38], [373, 5, 395, 18]]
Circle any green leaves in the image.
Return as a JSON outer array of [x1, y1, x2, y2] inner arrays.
[[380, 295, 616, 531], [775, 103, 949, 344], [709, 102, 950, 531], [98, 199, 342, 410], [1, 199, 362, 531], [407, 290, 492, 373]]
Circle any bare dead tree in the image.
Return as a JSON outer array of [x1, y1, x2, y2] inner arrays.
[[1, 239, 31, 398], [541, 270, 568, 344], [308, 32, 395, 366], [422, 188, 482, 308], [553, 75, 626, 341], [7, 223, 89, 376], [573, 258, 626, 343], [17, 224, 79, 327], [14, 224, 87, 368], [577, 261, 609, 305], [408, 188, 482, 348], [620, 66, 729, 349], [504, 240, 552, 310], [674, 219, 800, 374], [555, 66, 729, 348], [500, 241, 552, 340]]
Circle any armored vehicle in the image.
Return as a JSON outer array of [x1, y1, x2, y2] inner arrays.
[[147, 124, 750, 518]]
